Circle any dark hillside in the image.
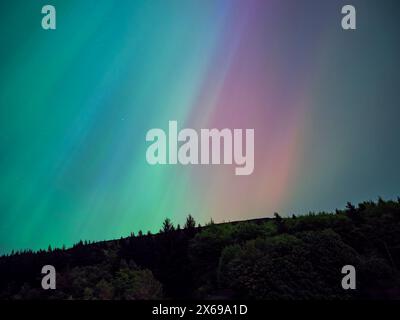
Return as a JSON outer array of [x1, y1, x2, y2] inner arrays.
[[1, 199, 400, 300]]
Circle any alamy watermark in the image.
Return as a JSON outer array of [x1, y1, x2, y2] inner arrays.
[[145, 121, 255, 176]]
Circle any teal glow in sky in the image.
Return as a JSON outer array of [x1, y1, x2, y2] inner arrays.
[[0, 0, 399, 254]]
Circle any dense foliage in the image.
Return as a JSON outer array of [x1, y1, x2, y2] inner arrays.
[[0, 199, 399, 299]]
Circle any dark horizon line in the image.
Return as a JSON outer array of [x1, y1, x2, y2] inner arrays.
[[1, 196, 399, 258]]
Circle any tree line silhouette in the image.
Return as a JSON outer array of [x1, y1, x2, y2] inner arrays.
[[0, 200, 400, 299]]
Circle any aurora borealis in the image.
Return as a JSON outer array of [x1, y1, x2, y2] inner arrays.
[[0, 0, 399, 254]]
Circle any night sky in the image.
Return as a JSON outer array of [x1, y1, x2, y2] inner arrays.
[[0, 0, 399, 253]]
